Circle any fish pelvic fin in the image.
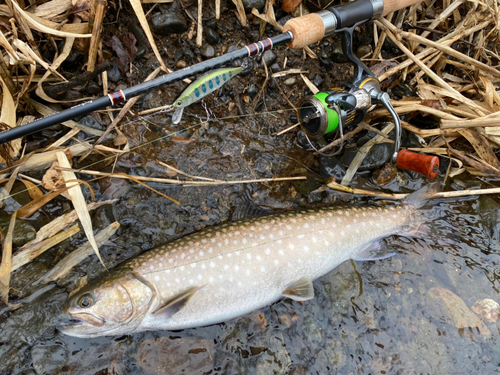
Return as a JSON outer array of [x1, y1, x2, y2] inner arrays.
[[404, 182, 441, 209], [172, 106, 184, 125], [282, 276, 314, 302], [353, 241, 396, 261], [153, 285, 204, 319]]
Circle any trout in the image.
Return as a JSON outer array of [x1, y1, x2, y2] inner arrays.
[[59, 184, 438, 338]]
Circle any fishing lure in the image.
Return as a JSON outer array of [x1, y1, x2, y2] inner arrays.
[[172, 66, 243, 124]]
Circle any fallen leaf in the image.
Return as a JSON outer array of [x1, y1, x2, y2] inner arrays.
[[0, 211, 16, 304]]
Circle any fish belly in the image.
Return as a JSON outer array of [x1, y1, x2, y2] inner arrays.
[[135, 205, 411, 331]]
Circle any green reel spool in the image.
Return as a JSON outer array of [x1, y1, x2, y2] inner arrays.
[[298, 92, 340, 139]]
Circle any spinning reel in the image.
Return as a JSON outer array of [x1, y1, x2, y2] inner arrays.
[[297, 24, 439, 180]]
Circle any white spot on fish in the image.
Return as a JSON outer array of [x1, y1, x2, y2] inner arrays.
[[225, 239, 229, 245], [260, 235, 266, 240], [243, 238, 247, 245], [224, 264, 229, 270], [150, 265, 154, 270], [218, 255, 223, 260], [209, 277, 214, 282], [234, 240, 238, 245], [227, 253, 232, 258], [238, 281, 243, 287], [278, 240, 283, 245], [260, 266, 266, 272], [169, 258, 174, 263], [181, 253, 186, 259], [304, 246, 310, 252], [286, 225, 292, 230], [209, 248, 213, 253], [274, 259, 279, 265], [201, 264, 206, 269], [251, 226, 256, 231], [289, 244, 295, 250], [234, 265, 239, 271], [265, 248, 271, 255], [325, 240, 330, 246], [191, 263, 196, 268], [199, 251, 204, 257], [279, 230, 284, 236], [198, 274, 203, 280], [210, 261, 215, 268], [175, 278, 180, 283], [279, 250, 284, 256], [247, 254, 252, 260], [257, 255, 262, 261], [312, 237, 317, 243], [298, 234, 305, 239], [189, 279, 194, 284], [303, 223, 309, 229], [246, 269, 251, 276], [154, 275, 160, 281]]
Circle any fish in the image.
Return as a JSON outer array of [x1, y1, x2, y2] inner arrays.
[[171, 66, 243, 124], [58, 184, 439, 338]]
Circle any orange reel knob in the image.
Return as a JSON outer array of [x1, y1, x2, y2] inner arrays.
[[396, 150, 439, 180]]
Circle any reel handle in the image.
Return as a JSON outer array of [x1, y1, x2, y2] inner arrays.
[[396, 150, 439, 180]]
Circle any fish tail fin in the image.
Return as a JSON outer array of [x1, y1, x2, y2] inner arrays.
[[172, 107, 184, 125], [404, 182, 441, 209]]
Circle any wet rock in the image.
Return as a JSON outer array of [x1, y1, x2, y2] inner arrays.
[[318, 154, 346, 181], [425, 287, 490, 339], [322, 261, 361, 314], [200, 44, 215, 58], [331, 47, 349, 63], [85, 80, 101, 95], [325, 338, 347, 371], [451, 178, 481, 191], [341, 143, 393, 171], [205, 26, 220, 44], [270, 63, 280, 72], [31, 343, 68, 375], [151, 12, 188, 35], [241, 0, 265, 11], [98, 176, 131, 200], [137, 336, 216, 374], [0, 217, 36, 247], [247, 84, 258, 97], [373, 163, 397, 186], [284, 77, 296, 86], [107, 62, 121, 82], [292, 171, 322, 197], [395, 171, 409, 186], [176, 59, 187, 68], [471, 299, 500, 323], [313, 74, 323, 87], [79, 115, 103, 130], [356, 45, 372, 58], [262, 50, 277, 67], [478, 195, 500, 245]]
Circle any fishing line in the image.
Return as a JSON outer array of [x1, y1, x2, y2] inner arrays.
[[0, 105, 317, 203]]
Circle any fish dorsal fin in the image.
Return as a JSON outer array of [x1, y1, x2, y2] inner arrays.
[[153, 285, 203, 318], [353, 241, 395, 261], [282, 276, 314, 301], [172, 106, 184, 125]]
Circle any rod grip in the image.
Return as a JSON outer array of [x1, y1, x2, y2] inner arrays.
[[382, 0, 424, 15], [283, 13, 326, 49], [396, 150, 439, 180]]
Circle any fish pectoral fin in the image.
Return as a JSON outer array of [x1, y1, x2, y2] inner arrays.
[[353, 241, 395, 261], [282, 276, 314, 301], [152, 285, 204, 319], [172, 106, 184, 125]]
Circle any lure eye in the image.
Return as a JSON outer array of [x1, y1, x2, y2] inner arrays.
[[78, 294, 94, 308], [176, 101, 182, 106]]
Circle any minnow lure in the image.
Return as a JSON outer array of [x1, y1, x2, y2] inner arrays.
[[172, 66, 243, 124]]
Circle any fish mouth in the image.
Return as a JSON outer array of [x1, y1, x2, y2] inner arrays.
[[59, 312, 105, 328]]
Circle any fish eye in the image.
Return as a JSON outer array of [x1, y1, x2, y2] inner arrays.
[[78, 294, 94, 308]]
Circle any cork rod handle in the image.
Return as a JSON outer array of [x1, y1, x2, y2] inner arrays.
[[283, 0, 424, 49]]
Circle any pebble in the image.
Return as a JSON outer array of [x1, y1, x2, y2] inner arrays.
[[472, 299, 500, 323], [205, 26, 220, 44], [241, 0, 265, 11], [176, 59, 187, 68], [79, 115, 103, 130], [313, 74, 323, 87], [31, 343, 67, 375], [478, 195, 500, 244], [284, 77, 296, 86], [262, 49, 277, 66], [151, 12, 188, 35], [372, 163, 397, 186], [393, 82, 416, 97], [331, 47, 349, 63], [270, 63, 280, 72], [200, 44, 215, 58], [107, 62, 122, 82], [356, 45, 372, 58], [247, 84, 257, 97], [0, 217, 36, 247]]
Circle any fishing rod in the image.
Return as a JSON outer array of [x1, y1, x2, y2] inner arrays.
[[0, 0, 439, 178]]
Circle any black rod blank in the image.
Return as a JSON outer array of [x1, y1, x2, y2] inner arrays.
[[0, 32, 293, 145]]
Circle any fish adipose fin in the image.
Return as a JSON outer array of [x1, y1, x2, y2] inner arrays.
[[282, 276, 314, 301], [153, 285, 204, 319], [353, 241, 395, 261]]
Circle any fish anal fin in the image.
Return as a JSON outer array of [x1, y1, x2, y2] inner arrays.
[[282, 276, 314, 301], [353, 241, 395, 261], [153, 285, 204, 319]]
